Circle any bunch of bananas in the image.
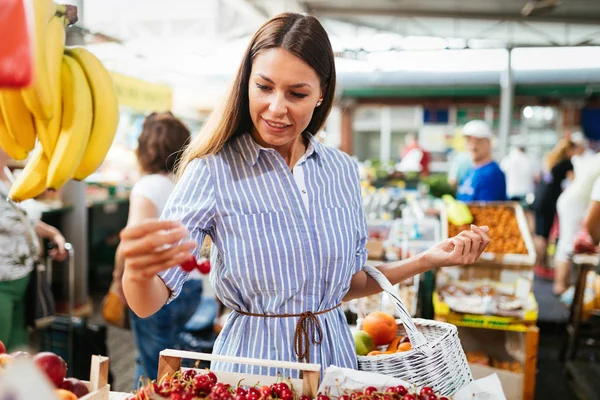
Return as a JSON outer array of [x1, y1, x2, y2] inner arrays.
[[0, 0, 119, 202]]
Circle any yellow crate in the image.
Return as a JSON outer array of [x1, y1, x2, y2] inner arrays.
[[433, 292, 538, 333]]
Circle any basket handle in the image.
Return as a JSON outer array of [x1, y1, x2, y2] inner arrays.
[[363, 265, 429, 350]]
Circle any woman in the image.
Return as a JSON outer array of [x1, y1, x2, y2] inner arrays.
[[531, 139, 575, 278], [119, 13, 490, 376], [585, 176, 600, 245], [0, 148, 67, 352], [111, 112, 203, 383], [554, 151, 600, 295]]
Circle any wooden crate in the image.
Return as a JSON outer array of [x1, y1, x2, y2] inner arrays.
[[158, 349, 321, 398], [79, 355, 110, 400]]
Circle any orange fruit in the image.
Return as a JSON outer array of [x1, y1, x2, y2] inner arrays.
[[397, 342, 412, 352], [0, 354, 13, 368], [55, 389, 78, 400], [362, 311, 398, 346], [385, 336, 402, 352]]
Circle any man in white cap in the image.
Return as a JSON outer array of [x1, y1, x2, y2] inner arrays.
[[456, 120, 507, 202]]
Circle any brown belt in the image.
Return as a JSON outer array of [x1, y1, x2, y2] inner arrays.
[[235, 303, 342, 364]]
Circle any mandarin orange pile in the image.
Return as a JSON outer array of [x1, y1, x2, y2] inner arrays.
[[448, 206, 527, 254]]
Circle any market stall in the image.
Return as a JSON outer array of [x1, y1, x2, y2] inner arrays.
[[433, 201, 539, 400], [0, 263, 509, 400], [347, 185, 447, 321]]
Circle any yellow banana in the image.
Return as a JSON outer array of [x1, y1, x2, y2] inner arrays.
[[65, 47, 120, 180], [0, 90, 36, 152], [8, 146, 49, 202], [0, 104, 28, 160], [21, 0, 58, 121], [37, 14, 67, 159], [47, 55, 93, 189]]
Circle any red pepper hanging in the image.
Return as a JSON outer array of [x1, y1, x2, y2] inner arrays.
[[0, 0, 33, 88]]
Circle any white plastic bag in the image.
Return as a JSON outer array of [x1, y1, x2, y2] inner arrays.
[[319, 366, 506, 400]]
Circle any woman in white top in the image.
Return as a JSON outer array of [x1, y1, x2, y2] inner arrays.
[[586, 175, 600, 245], [112, 112, 202, 384], [554, 152, 600, 294]]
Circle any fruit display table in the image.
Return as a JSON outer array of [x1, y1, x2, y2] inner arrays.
[[435, 201, 539, 400]]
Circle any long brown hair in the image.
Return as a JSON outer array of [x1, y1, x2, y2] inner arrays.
[[136, 112, 190, 174], [177, 13, 336, 177], [546, 138, 575, 171]]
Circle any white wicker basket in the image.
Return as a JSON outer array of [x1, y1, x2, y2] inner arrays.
[[357, 265, 472, 396]]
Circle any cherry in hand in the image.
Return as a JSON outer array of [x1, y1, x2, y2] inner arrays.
[[197, 260, 211, 274], [180, 257, 197, 273], [180, 256, 211, 274]]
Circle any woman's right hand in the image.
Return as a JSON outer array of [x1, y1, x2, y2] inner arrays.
[[119, 219, 196, 283]]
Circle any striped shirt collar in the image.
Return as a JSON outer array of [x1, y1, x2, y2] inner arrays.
[[233, 132, 321, 167]]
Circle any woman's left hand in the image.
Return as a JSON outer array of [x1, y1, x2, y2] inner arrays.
[[49, 234, 68, 262], [424, 225, 490, 268]]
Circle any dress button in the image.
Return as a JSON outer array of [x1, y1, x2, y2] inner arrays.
[[302, 190, 307, 194]]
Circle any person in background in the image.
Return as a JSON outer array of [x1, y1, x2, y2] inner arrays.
[[398, 133, 430, 176], [447, 132, 472, 189], [570, 131, 594, 175], [585, 175, 600, 245], [585, 175, 600, 299], [448, 153, 472, 190], [500, 146, 537, 203], [111, 112, 203, 384], [530, 139, 575, 277], [456, 120, 506, 202], [554, 151, 600, 295], [0, 149, 67, 351]]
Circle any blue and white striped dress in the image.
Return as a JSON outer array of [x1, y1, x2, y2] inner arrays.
[[159, 132, 369, 377]]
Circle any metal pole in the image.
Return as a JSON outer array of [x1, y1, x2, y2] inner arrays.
[[498, 48, 514, 159], [61, 182, 88, 312], [380, 106, 392, 163], [63, 8, 88, 313]]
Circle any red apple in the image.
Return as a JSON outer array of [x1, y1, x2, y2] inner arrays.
[[0, 340, 5, 354], [61, 378, 89, 398], [33, 352, 67, 387], [71, 380, 90, 398], [60, 378, 75, 392]]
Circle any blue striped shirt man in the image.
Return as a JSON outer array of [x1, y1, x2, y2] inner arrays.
[[159, 132, 369, 377]]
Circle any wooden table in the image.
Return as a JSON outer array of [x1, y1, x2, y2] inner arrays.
[[560, 253, 600, 361]]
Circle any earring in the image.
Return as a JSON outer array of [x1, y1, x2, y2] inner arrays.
[[316, 101, 322, 107]]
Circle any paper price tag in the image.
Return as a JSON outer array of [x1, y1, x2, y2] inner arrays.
[[515, 277, 531, 300]]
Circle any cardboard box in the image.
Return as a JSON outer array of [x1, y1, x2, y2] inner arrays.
[[460, 327, 526, 399], [470, 364, 523, 400]]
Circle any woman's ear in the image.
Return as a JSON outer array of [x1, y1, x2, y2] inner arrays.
[[316, 92, 324, 107]]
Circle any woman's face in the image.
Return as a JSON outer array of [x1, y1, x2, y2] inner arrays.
[[248, 48, 323, 150]]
